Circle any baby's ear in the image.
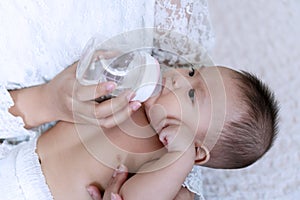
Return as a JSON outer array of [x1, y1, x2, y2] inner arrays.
[[194, 145, 210, 165]]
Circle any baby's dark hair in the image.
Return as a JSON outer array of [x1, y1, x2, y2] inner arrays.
[[207, 70, 279, 169]]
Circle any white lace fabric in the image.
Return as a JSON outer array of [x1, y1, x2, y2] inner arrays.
[[0, 0, 214, 199], [0, 137, 53, 200], [153, 0, 214, 66], [183, 165, 206, 200]]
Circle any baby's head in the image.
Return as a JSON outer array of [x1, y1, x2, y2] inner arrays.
[[144, 65, 279, 169], [197, 66, 279, 169]]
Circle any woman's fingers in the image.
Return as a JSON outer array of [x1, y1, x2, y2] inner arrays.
[[94, 90, 133, 116], [87, 165, 128, 200], [45, 60, 140, 125], [75, 81, 117, 102], [102, 165, 128, 200], [87, 185, 103, 200], [73, 90, 141, 127], [110, 193, 122, 200], [75, 49, 121, 102], [97, 101, 141, 128]]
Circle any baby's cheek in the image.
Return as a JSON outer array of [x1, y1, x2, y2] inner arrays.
[[147, 104, 167, 128]]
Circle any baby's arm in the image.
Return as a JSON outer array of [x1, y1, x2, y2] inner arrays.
[[119, 146, 195, 200]]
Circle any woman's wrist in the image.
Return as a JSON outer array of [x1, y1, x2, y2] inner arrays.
[[9, 84, 56, 128]]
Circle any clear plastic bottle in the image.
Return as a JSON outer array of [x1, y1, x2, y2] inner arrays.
[[76, 36, 162, 102]]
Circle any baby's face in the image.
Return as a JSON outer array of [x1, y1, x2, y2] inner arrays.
[[144, 66, 236, 151]]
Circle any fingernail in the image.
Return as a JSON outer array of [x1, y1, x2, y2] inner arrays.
[[130, 102, 141, 111], [126, 91, 135, 101], [112, 169, 117, 178], [117, 164, 127, 173], [86, 187, 95, 198], [111, 193, 117, 200], [106, 82, 116, 92], [112, 164, 125, 177]]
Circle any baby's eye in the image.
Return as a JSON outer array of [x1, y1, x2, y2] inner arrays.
[[189, 89, 195, 103], [189, 67, 195, 77]]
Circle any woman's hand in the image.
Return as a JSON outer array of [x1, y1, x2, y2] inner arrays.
[[10, 61, 141, 128], [44, 62, 141, 128], [87, 165, 128, 200]]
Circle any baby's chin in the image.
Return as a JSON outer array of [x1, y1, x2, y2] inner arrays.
[[142, 103, 162, 135], [142, 101, 154, 126]]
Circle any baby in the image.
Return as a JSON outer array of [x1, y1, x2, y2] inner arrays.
[[1, 65, 279, 200]]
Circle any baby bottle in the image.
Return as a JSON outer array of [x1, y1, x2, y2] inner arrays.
[[76, 35, 162, 102]]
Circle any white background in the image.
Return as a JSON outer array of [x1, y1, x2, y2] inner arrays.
[[202, 1, 300, 199]]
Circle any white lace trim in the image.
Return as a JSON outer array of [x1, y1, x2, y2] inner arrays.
[[18, 138, 53, 200], [183, 165, 205, 200]]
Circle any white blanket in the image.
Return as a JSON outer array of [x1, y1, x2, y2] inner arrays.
[[203, 1, 300, 199]]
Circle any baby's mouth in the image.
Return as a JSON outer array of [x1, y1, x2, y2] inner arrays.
[[160, 136, 168, 146], [156, 119, 181, 147], [158, 125, 169, 146]]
